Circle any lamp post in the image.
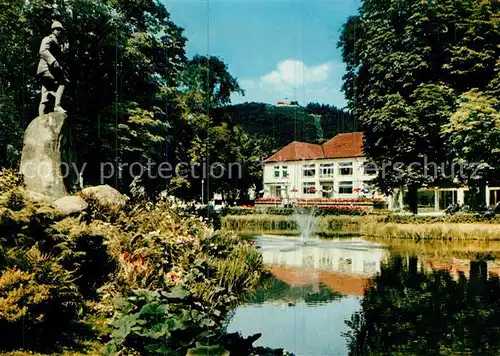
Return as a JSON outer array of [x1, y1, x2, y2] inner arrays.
[[201, 179, 205, 205]]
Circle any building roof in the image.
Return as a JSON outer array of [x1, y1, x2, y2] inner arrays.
[[264, 141, 325, 163], [270, 266, 368, 296], [322, 132, 364, 159], [264, 132, 365, 163]]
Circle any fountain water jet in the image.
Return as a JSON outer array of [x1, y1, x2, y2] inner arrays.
[[293, 209, 319, 244]]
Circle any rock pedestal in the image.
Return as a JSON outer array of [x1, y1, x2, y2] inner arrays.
[[20, 112, 68, 201]]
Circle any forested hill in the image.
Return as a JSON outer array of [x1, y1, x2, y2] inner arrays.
[[305, 102, 356, 139], [212, 102, 354, 149]]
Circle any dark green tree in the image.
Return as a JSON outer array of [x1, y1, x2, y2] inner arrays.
[[0, 0, 188, 195], [180, 55, 244, 108], [442, 90, 500, 190], [339, 0, 500, 213]]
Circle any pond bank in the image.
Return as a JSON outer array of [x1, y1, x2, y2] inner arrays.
[[222, 214, 500, 240]]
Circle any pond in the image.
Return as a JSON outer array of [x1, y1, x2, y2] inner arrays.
[[227, 235, 500, 355]]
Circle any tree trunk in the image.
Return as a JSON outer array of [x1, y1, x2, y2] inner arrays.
[[468, 185, 487, 210], [407, 185, 419, 215]]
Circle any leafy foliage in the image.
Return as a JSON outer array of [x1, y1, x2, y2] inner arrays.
[[212, 102, 331, 148], [0, 246, 83, 351], [442, 90, 500, 187], [104, 288, 218, 355], [306, 102, 355, 138], [180, 55, 244, 108], [0, 0, 188, 193], [339, 0, 500, 213], [0, 170, 266, 353]]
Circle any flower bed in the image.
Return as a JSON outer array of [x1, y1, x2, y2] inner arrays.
[[255, 198, 282, 204], [296, 198, 384, 203], [296, 204, 371, 212]]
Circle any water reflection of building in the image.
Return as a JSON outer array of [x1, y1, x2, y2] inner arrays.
[[421, 258, 500, 279], [261, 245, 387, 277], [270, 266, 369, 296]]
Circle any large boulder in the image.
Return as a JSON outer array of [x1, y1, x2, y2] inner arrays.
[[19, 113, 68, 201], [53, 196, 88, 217], [80, 185, 128, 208]]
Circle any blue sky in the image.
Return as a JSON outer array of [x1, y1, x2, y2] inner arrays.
[[163, 0, 362, 108]]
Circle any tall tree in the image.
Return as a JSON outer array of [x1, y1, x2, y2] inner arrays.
[[0, 0, 188, 194], [442, 90, 500, 191], [339, 0, 500, 213], [0, 0, 31, 167], [167, 55, 247, 200], [180, 55, 244, 108]]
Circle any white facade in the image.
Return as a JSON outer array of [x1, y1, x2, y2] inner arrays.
[[260, 243, 388, 276], [262, 156, 381, 200]]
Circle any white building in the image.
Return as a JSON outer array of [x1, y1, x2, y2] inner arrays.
[[261, 132, 384, 201], [261, 131, 500, 211]]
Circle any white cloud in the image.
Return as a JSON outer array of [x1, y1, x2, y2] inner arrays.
[[233, 59, 347, 108], [262, 59, 331, 86]]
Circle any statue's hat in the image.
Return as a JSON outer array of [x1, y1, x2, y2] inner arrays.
[[51, 21, 64, 30]]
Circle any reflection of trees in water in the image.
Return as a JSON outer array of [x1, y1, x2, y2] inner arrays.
[[345, 255, 500, 355], [247, 276, 341, 305]]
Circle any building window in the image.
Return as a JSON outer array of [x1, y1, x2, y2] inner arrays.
[[320, 163, 335, 178], [276, 185, 282, 198], [282, 166, 289, 178], [339, 181, 353, 194], [303, 164, 316, 177], [303, 182, 316, 194], [322, 182, 334, 198], [274, 166, 280, 178], [339, 162, 353, 176], [363, 162, 377, 175]]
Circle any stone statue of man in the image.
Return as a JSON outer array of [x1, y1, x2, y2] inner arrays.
[[37, 21, 68, 117]]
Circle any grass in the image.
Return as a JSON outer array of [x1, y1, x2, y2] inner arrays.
[[221, 214, 365, 237], [366, 237, 500, 259], [360, 222, 500, 241], [223, 214, 500, 240]]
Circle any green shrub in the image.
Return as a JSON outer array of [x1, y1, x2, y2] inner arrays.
[[0, 169, 266, 354], [104, 287, 218, 356], [0, 169, 23, 195], [3, 189, 27, 211], [105, 288, 290, 356], [0, 247, 82, 351]]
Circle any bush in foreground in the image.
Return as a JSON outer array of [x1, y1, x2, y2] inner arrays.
[[0, 169, 267, 354]]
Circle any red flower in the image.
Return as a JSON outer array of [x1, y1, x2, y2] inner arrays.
[[249, 241, 255, 246], [256, 198, 282, 203], [168, 272, 180, 282], [123, 252, 131, 261]]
